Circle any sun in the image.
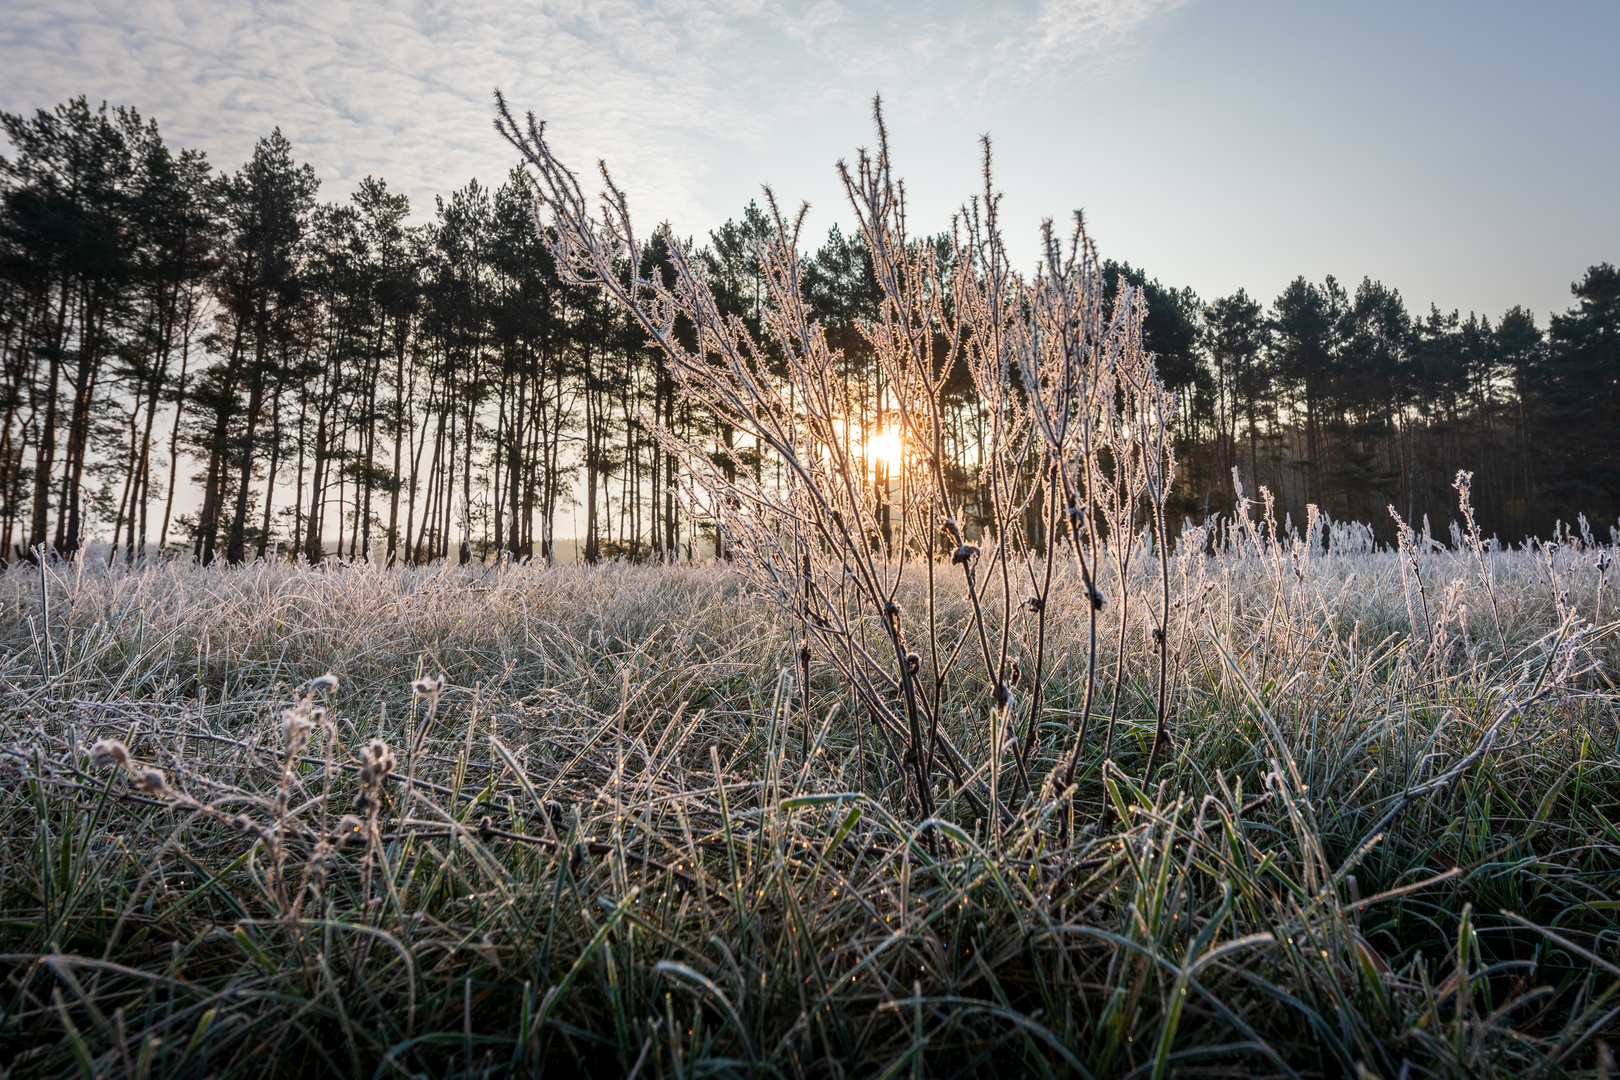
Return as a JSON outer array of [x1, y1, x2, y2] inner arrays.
[[867, 427, 904, 475]]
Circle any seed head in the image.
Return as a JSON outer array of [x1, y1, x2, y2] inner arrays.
[[282, 710, 314, 752], [413, 673, 447, 698], [309, 673, 340, 694], [362, 739, 396, 782], [951, 544, 979, 566], [90, 738, 131, 771], [335, 815, 365, 844], [135, 768, 167, 794]]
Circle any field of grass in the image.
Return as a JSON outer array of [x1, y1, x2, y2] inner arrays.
[[1, 532, 1617, 1078]]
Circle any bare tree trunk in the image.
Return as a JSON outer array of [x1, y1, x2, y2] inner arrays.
[[303, 400, 329, 562], [387, 332, 406, 563], [225, 323, 269, 563], [256, 374, 283, 559], [30, 283, 71, 553]]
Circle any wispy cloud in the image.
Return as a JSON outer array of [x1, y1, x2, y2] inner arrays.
[[0, 1, 1192, 228], [1028, 0, 1192, 60]]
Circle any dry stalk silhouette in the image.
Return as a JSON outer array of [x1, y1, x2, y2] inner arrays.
[[495, 95, 1183, 837]]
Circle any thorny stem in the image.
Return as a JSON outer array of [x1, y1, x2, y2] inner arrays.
[[1140, 394, 1175, 786], [1012, 464, 1060, 805]]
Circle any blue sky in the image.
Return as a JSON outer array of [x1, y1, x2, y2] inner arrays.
[[4, 0, 1616, 321]]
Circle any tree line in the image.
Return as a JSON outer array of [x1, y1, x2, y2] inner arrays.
[[1, 97, 1615, 565]]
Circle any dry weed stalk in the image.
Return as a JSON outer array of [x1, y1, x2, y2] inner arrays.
[[495, 95, 1180, 836]]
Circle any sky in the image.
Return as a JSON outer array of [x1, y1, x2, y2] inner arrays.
[[3, 0, 1618, 323]]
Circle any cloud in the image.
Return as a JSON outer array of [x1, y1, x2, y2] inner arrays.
[[0, 1, 1192, 230], [1028, 0, 1192, 60]]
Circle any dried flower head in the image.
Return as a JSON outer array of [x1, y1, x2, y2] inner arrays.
[[309, 672, 340, 693], [335, 814, 365, 844], [951, 544, 980, 566], [361, 739, 396, 783], [136, 768, 167, 794], [282, 710, 314, 753], [413, 673, 447, 698], [90, 738, 131, 771]]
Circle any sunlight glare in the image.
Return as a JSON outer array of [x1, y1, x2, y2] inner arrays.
[[868, 427, 904, 474]]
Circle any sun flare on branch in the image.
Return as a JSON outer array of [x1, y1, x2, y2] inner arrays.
[[866, 426, 905, 475], [497, 89, 1180, 830]]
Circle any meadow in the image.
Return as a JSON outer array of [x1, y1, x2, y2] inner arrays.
[[1, 513, 1616, 1078], [0, 96, 1616, 1080]]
